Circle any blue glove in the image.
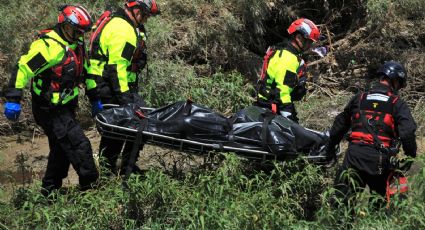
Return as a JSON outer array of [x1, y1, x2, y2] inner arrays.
[[91, 100, 103, 117], [4, 102, 21, 121]]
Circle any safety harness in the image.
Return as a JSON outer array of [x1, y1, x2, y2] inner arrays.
[[130, 26, 148, 73], [350, 91, 399, 174], [257, 46, 280, 113], [32, 29, 84, 105], [350, 92, 398, 148]]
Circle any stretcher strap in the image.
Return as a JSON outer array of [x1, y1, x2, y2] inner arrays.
[[183, 99, 193, 116], [124, 115, 148, 181], [261, 111, 276, 153]]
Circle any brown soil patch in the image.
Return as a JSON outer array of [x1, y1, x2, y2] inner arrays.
[[0, 128, 205, 186]]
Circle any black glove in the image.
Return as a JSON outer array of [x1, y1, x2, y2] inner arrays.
[[133, 56, 147, 70], [131, 48, 147, 72], [399, 158, 414, 172], [325, 144, 337, 162], [389, 156, 414, 172], [291, 83, 307, 101], [389, 156, 400, 170], [117, 92, 134, 105]]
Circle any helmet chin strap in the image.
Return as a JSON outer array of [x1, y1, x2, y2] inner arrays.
[[128, 7, 143, 28], [391, 80, 401, 94], [293, 35, 309, 53], [61, 23, 80, 42], [380, 78, 400, 94]]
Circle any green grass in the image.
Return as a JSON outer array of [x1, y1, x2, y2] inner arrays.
[[295, 91, 352, 131], [0, 0, 424, 228], [141, 59, 255, 114], [1, 154, 424, 229]]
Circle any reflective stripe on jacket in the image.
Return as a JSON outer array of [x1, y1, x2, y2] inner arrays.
[[349, 92, 398, 147], [328, 83, 417, 158]]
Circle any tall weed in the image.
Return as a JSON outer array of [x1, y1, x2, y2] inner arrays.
[[1, 154, 424, 228], [141, 59, 255, 113], [367, 0, 425, 25]]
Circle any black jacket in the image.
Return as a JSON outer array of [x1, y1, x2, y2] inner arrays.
[[327, 82, 417, 174]]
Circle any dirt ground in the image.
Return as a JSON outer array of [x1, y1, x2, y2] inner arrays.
[[0, 128, 207, 186], [0, 129, 99, 185]]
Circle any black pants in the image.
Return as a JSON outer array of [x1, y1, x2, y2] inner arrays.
[[333, 146, 391, 209], [98, 137, 143, 175], [99, 93, 145, 175], [32, 101, 98, 196]]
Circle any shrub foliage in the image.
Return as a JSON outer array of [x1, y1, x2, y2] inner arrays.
[[1, 154, 425, 228]]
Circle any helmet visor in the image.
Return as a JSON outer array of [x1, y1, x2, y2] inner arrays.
[[67, 14, 91, 32]]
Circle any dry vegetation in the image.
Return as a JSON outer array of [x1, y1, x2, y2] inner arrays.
[[0, 0, 424, 228], [1, 0, 424, 134]]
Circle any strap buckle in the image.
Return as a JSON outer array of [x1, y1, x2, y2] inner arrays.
[[60, 88, 74, 100]]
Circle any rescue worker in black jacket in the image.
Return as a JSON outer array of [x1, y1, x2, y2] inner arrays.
[[87, 0, 159, 175], [326, 61, 417, 208], [3, 5, 101, 196]]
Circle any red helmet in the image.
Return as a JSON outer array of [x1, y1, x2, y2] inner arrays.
[[58, 5, 93, 32], [287, 18, 320, 42], [126, 0, 160, 16]]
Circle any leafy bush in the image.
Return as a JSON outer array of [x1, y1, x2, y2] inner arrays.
[[141, 59, 255, 113], [367, 0, 425, 25], [395, 0, 425, 18], [0, 0, 118, 66], [1, 154, 425, 229], [0, 155, 327, 228]]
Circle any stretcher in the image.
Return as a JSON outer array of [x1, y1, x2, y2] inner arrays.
[[95, 102, 340, 164]]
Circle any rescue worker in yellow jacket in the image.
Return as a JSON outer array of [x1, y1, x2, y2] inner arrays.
[[87, 0, 159, 175], [256, 18, 321, 123], [3, 5, 100, 196]]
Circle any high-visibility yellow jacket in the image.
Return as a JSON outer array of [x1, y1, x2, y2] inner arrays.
[[5, 28, 93, 105], [258, 46, 303, 105], [87, 9, 147, 103]]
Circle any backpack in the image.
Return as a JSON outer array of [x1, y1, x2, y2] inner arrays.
[[259, 46, 277, 82], [88, 10, 112, 60], [256, 45, 280, 109]]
